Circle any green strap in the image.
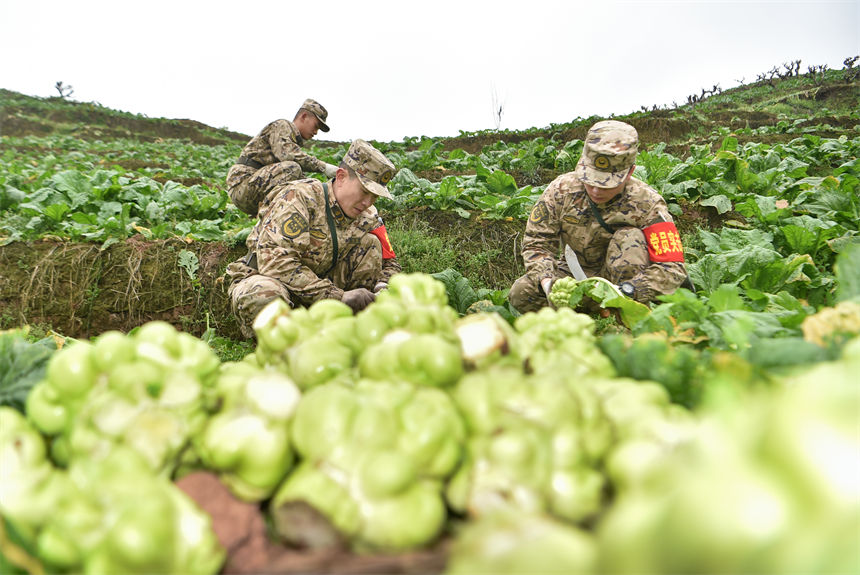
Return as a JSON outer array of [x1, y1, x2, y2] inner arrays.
[[586, 196, 619, 235], [322, 182, 339, 278]]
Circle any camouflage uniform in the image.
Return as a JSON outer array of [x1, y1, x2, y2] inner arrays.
[[227, 99, 331, 216], [227, 140, 400, 338], [509, 121, 687, 313]]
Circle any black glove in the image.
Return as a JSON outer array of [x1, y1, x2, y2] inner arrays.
[[341, 288, 375, 312]]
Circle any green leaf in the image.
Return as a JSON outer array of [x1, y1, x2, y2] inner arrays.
[[567, 277, 651, 328], [708, 285, 747, 312], [745, 337, 830, 370], [719, 136, 739, 152], [781, 224, 818, 256], [0, 185, 26, 211], [707, 310, 791, 349], [70, 212, 98, 225], [689, 256, 735, 294], [43, 202, 70, 222], [178, 249, 200, 282], [473, 159, 492, 181], [0, 330, 58, 413], [700, 195, 732, 214], [743, 253, 815, 295], [699, 227, 774, 252], [776, 156, 809, 178], [485, 170, 518, 196], [762, 290, 811, 329], [431, 268, 478, 315], [836, 241, 860, 302], [51, 170, 93, 209]]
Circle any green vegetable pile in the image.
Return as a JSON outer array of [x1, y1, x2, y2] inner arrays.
[[1, 410, 223, 574], [25, 323, 221, 474], [273, 379, 465, 550], [598, 337, 860, 574], [1, 272, 858, 574]]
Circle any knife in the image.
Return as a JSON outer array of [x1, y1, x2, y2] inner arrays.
[[564, 244, 587, 281]]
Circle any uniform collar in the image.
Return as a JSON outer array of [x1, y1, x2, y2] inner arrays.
[[289, 119, 305, 146], [326, 180, 351, 226]]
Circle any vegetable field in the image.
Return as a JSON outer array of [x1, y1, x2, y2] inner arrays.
[[1, 66, 859, 575]]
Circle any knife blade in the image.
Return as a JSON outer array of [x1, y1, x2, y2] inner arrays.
[[564, 244, 587, 281]]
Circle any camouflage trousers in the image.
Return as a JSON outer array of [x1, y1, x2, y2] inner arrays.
[[509, 228, 650, 313], [227, 233, 383, 338], [226, 161, 303, 216]]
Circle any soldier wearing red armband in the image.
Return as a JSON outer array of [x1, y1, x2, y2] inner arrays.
[[509, 120, 690, 313], [226, 139, 400, 338]]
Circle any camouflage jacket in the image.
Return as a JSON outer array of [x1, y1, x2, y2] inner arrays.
[[238, 119, 327, 173], [237, 178, 399, 305], [523, 173, 687, 293]]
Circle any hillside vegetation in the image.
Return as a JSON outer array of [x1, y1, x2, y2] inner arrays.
[[0, 66, 858, 341], [1, 62, 859, 575]]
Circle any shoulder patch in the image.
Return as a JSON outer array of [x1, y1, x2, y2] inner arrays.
[[281, 212, 308, 239], [529, 200, 550, 225]]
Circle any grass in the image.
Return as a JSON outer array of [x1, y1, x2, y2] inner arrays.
[[385, 210, 525, 291], [203, 332, 255, 362], [386, 217, 462, 276]]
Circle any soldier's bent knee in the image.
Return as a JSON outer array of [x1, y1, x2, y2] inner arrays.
[[230, 275, 292, 338], [604, 228, 649, 284], [509, 274, 546, 314]]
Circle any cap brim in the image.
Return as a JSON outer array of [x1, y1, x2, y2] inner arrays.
[[356, 172, 393, 199], [577, 162, 628, 189], [314, 115, 330, 132]]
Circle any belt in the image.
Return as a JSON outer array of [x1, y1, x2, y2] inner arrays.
[[236, 156, 264, 170]]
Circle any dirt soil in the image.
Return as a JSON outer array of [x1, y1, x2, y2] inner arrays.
[[0, 237, 247, 339]]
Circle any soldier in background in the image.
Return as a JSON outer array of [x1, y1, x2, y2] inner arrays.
[[509, 120, 688, 313], [226, 139, 400, 338], [226, 98, 339, 216]]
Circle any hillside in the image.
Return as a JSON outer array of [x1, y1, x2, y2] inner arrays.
[[0, 66, 858, 341], [3, 68, 858, 150], [1, 65, 859, 575]]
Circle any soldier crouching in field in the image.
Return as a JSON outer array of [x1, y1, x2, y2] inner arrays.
[[226, 139, 401, 338], [509, 120, 689, 313], [226, 99, 340, 216]]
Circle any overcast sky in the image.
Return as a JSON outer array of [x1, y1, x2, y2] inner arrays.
[[1, 0, 857, 143]]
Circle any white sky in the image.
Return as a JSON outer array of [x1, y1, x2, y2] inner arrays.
[[1, 0, 858, 143]]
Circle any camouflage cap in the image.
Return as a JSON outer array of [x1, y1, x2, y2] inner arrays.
[[301, 98, 330, 132], [576, 120, 638, 188], [343, 139, 396, 199]]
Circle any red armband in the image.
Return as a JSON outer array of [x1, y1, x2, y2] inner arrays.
[[642, 221, 685, 263], [370, 224, 396, 259]]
